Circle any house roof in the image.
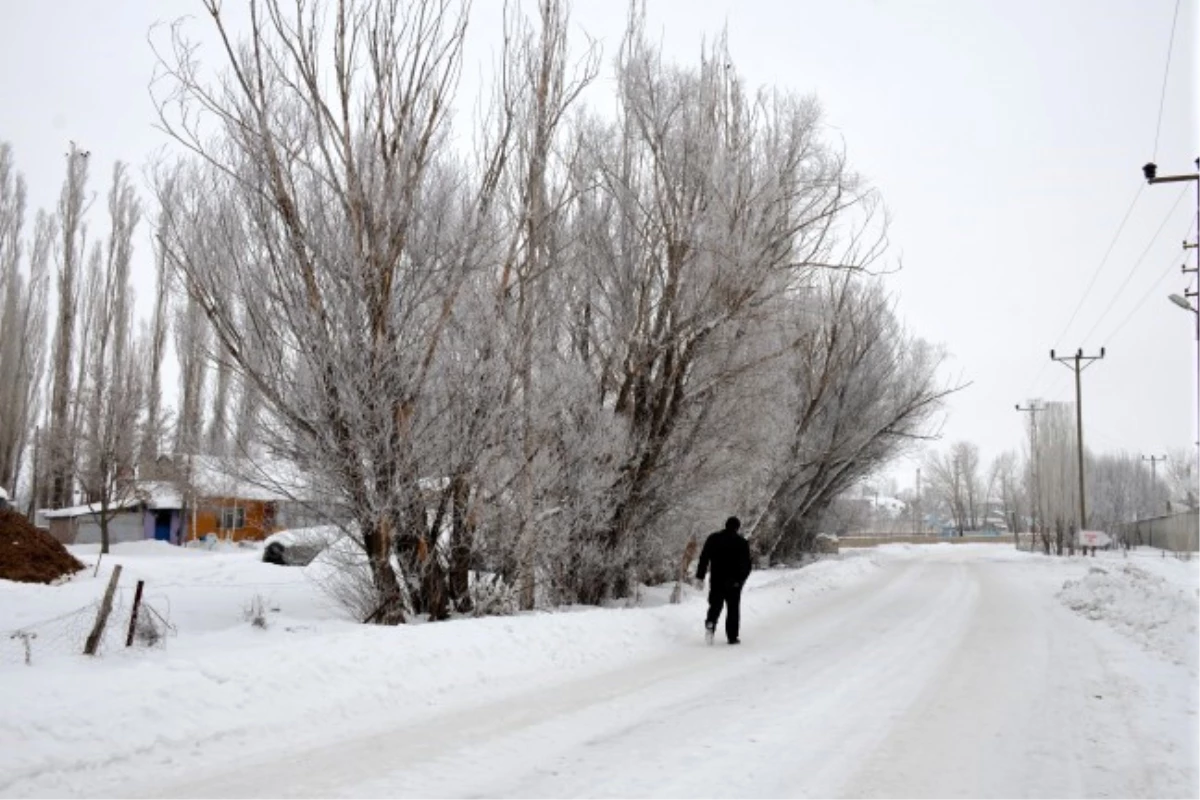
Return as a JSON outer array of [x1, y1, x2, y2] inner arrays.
[[155, 454, 312, 503], [1131, 509, 1198, 524], [189, 455, 305, 502], [42, 498, 142, 519], [136, 481, 185, 510]]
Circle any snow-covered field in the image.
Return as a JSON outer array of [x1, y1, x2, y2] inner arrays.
[[0, 541, 1196, 798]]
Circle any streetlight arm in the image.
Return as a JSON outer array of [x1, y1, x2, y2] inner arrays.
[[1149, 174, 1200, 185], [1169, 293, 1198, 313]]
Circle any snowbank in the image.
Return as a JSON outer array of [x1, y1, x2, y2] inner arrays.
[[1058, 559, 1200, 672], [0, 544, 886, 796]]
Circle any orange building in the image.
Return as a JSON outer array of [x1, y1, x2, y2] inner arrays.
[[182, 496, 281, 542], [140, 455, 302, 544]]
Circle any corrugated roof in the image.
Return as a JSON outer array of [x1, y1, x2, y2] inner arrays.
[[42, 498, 142, 519]]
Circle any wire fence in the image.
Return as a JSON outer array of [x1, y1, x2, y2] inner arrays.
[[1, 583, 178, 667]]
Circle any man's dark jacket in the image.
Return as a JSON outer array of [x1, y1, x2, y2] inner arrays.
[[696, 527, 752, 586]]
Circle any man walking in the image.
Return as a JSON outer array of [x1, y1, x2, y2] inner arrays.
[[696, 516, 752, 645]]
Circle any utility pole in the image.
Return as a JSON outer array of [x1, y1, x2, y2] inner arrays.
[[1051, 348, 1105, 531], [1168, 283, 1199, 458], [1142, 454, 1167, 509], [1016, 401, 1044, 545], [914, 467, 922, 535], [1142, 453, 1161, 484], [1145, 159, 1200, 458]]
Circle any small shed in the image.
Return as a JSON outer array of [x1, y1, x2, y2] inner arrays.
[[137, 481, 187, 544], [43, 499, 146, 546]]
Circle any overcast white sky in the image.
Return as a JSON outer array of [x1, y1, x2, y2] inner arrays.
[[1, 0, 1197, 489]]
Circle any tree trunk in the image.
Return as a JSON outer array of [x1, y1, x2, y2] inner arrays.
[[448, 475, 474, 613], [362, 518, 405, 624]]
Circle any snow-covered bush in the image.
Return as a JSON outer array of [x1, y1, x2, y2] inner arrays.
[[469, 574, 517, 617]]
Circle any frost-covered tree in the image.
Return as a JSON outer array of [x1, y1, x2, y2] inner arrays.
[[153, 0, 517, 622], [1036, 401, 1079, 555], [1086, 451, 1162, 546], [924, 442, 974, 536], [139, 179, 174, 467], [1163, 448, 1198, 511], [44, 144, 91, 509], [0, 144, 52, 501], [987, 450, 1023, 540], [546, 19, 913, 590], [475, 0, 599, 610], [149, 0, 952, 620], [753, 276, 952, 560], [172, 291, 208, 458], [77, 162, 143, 553]]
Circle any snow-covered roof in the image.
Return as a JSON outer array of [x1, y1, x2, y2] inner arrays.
[[42, 498, 142, 519], [852, 494, 907, 513], [166, 454, 311, 503], [136, 481, 185, 510]]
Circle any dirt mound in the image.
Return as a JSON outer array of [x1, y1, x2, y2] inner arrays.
[[0, 509, 85, 584]]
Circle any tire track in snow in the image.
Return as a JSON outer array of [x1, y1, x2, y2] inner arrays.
[[144, 558, 979, 798]]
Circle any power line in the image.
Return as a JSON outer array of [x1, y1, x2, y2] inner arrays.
[[1079, 184, 1191, 344], [1152, 0, 1184, 161], [1026, 183, 1145, 399], [1103, 226, 1198, 344], [1087, 424, 1128, 450], [1053, 183, 1145, 346]]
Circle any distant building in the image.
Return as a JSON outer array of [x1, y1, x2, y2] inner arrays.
[[43, 497, 151, 546], [43, 454, 313, 546]]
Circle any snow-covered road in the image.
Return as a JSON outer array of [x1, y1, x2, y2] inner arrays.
[[130, 548, 1197, 798]]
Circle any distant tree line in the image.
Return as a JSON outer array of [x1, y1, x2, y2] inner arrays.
[[922, 419, 1196, 552]]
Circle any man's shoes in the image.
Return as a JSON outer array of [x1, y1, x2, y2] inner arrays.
[[727, 638, 740, 645], [705, 622, 715, 645]]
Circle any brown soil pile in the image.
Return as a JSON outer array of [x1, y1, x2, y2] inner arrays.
[[0, 509, 85, 584]]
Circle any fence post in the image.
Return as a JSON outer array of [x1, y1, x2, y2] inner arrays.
[[84, 565, 122, 656], [125, 579, 145, 647], [10, 631, 36, 666]]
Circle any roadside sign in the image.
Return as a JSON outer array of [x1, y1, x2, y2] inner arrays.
[[1077, 529, 1111, 547]]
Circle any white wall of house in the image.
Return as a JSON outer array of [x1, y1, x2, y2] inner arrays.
[[73, 513, 145, 545]]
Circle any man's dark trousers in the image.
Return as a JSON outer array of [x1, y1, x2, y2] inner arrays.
[[706, 581, 742, 642]]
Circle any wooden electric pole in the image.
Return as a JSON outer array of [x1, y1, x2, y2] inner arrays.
[[1051, 348, 1105, 531], [1142, 454, 1167, 509], [1016, 401, 1044, 542]]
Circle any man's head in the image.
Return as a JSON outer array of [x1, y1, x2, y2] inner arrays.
[[725, 516, 741, 533]]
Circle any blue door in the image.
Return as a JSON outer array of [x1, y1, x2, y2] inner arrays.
[[154, 512, 172, 542]]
